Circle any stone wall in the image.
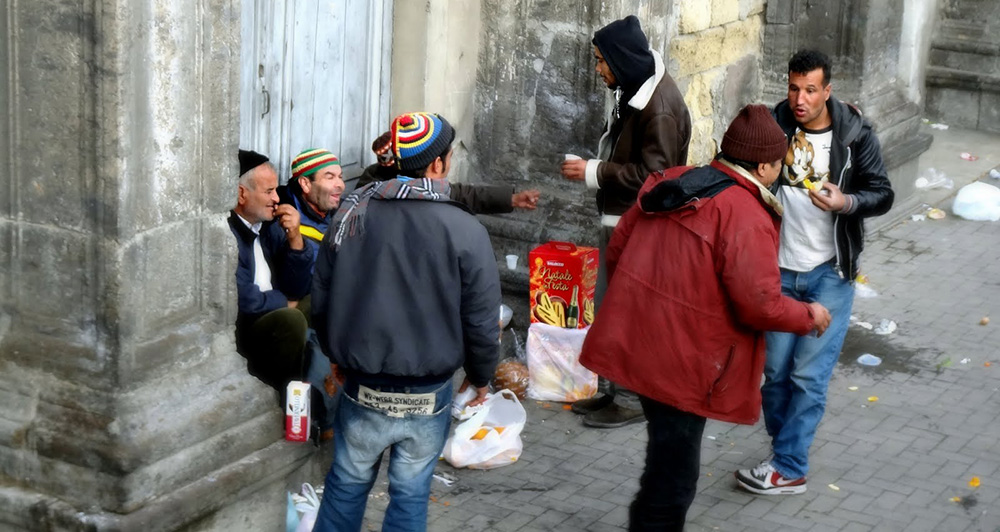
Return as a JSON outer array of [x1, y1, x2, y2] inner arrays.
[[0, 1, 320, 530], [670, 0, 767, 164], [468, 0, 768, 328]]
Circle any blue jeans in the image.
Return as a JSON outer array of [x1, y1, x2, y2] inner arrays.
[[762, 263, 854, 479], [313, 379, 453, 532]]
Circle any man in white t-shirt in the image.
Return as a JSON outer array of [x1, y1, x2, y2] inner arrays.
[[735, 50, 895, 495]]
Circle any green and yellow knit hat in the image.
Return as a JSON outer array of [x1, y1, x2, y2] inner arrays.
[[291, 148, 339, 180]]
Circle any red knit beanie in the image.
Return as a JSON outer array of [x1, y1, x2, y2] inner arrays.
[[721, 104, 788, 164]]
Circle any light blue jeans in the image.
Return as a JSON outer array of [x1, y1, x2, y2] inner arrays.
[[313, 379, 453, 532], [762, 262, 854, 479]]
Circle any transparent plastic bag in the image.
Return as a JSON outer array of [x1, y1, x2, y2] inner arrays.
[[525, 323, 597, 402], [286, 483, 322, 532], [914, 168, 953, 190], [493, 359, 529, 399]]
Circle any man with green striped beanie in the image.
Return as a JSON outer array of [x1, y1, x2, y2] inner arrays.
[[278, 148, 345, 262]]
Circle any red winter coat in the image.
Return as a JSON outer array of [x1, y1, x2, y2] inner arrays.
[[579, 160, 815, 424]]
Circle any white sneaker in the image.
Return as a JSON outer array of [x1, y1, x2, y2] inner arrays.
[[735, 460, 807, 495]]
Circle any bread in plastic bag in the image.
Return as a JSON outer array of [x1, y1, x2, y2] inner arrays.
[[493, 359, 529, 399]]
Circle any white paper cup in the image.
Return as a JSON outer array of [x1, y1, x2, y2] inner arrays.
[[505, 254, 518, 270], [564, 154, 582, 161]]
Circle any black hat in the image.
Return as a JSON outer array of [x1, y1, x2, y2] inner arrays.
[[238, 149, 269, 176], [592, 15, 655, 93]]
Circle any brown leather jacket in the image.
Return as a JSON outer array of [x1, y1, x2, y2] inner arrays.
[[588, 57, 691, 217]]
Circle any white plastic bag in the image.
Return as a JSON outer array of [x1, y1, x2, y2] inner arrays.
[[953, 181, 1000, 221], [525, 323, 597, 402], [442, 390, 526, 469], [286, 483, 322, 532]]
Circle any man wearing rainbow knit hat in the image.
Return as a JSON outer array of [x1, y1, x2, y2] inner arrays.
[[278, 148, 345, 262], [311, 112, 501, 531]]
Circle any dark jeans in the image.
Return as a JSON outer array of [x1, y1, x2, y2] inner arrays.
[[629, 396, 706, 532]]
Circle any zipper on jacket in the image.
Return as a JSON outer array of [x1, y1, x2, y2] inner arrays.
[[833, 146, 853, 279], [707, 344, 737, 406]]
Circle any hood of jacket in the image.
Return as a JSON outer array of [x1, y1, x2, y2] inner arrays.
[[638, 163, 736, 214], [592, 15, 656, 96]]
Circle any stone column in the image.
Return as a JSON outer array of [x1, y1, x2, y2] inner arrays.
[[0, 1, 319, 530], [762, 0, 933, 220], [390, 0, 482, 184]]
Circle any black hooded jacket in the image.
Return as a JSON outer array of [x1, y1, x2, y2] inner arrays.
[[772, 98, 894, 279]]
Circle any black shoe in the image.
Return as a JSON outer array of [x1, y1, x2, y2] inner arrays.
[[582, 402, 645, 428], [571, 394, 613, 415]]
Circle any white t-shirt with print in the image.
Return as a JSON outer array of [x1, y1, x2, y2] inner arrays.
[[777, 126, 836, 272]]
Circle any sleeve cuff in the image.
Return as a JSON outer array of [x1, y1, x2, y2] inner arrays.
[[585, 159, 602, 190], [839, 194, 859, 215]]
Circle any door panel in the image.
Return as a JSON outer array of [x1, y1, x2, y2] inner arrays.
[[240, 0, 392, 183]]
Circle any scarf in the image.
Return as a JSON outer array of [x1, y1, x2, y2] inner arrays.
[[331, 177, 452, 249], [716, 159, 783, 216]]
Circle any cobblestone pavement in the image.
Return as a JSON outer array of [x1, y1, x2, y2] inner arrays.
[[341, 126, 1000, 531]]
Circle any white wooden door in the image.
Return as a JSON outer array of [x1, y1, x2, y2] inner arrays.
[[240, 0, 393, 184]]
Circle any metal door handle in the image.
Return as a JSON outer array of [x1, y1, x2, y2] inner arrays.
[[261, 88, 270, 118]]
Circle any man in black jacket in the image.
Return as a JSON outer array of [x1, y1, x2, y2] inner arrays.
[[311, 112, 501, 531], [736, 50, 894, 496]]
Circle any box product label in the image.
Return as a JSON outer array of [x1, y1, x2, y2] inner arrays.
[[529, 241, 598, 329], [285, 381, 311, 442]]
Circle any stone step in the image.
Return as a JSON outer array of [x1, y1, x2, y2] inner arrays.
[[926, 65, 1000, 92], [933, 19, 999, 47], [928, 47, 1000, 76]]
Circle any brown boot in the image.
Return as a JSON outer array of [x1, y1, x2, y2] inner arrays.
[[571, 394, 613, 415], [583, 402, 645, 428]]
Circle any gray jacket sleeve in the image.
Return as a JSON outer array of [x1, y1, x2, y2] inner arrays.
[[459, 225, 502, 387]]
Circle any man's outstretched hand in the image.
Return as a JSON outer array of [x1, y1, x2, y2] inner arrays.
[[512, 189, 541, 210]]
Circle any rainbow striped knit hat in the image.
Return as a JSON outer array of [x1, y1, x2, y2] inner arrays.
[[390, 112, 455, 172], [291, 148, 339, 180]]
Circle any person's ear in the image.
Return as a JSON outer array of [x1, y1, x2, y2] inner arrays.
[[298, 175, 312, 194], [756, 162, 768, 178], [237, 184, 248, 206]]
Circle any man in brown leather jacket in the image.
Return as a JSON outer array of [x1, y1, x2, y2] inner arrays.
[[561, 14, 692, 428]]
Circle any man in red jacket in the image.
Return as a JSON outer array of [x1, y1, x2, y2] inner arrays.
[[579, 104, 831, 530]]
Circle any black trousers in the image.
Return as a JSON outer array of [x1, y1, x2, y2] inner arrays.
[[629, 396, 707, 532]]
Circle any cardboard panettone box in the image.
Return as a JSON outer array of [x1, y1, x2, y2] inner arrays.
[[528, 241, 598, 329]]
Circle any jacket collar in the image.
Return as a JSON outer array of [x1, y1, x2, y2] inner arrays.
[[714, 159, 783, 216], [228, 210, 258, 245], [626, 49, 664, 111]]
